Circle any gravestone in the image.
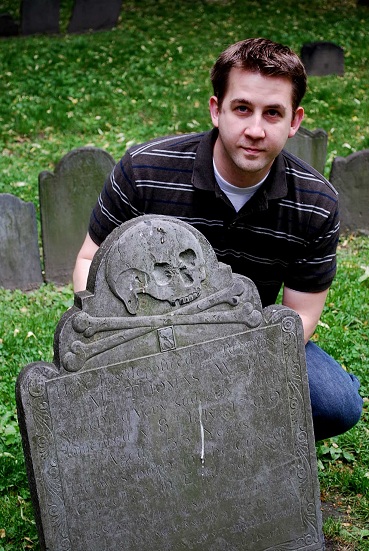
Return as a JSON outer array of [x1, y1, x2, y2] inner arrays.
[[21, 0, 60, 35], [0, 194, 43, 290], [0, 13, 19, 36], [68, 0, 123, 33], [329, 149, 369, 232], [17, 215, 324, 551], [39, 146, 115, 285], [284, 126, 328, 174], [301, 42, 344, 76]]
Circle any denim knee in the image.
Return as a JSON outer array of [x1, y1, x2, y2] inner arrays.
[[305, 341, 363, 441]]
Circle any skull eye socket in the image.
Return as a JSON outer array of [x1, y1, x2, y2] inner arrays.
[[179, 249, 197, 285], [179, 249, 197, 266], [153, 262, 175, 285]]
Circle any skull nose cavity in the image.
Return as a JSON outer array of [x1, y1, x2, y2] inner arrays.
[[179, 266, 194, 286]]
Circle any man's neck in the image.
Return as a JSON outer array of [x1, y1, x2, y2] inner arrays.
[[213, 139, 273, 188], [213, 159, 269, 212]]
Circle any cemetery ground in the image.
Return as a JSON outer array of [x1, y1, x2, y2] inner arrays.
[[0, 0, 369, 548]]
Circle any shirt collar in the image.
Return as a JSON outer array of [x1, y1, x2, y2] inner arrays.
[[192, 128, 219, 191], [192, 128, 288, 201]]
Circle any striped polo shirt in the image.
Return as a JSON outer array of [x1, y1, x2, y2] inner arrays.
[[89, 129, 339, 307]]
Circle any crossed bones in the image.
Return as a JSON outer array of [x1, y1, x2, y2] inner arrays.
[[62, 278, 263, 372]]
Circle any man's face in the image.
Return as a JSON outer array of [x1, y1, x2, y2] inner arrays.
[[209, 67, 304, 188]]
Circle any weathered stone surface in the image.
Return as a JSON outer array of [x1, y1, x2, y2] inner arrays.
[[39, 147, 115, 285], [0, 194, 43, 290], [284, 126, 328, 174], [67, 0, 122, 33], [329, 149, 369, 232], [17, 215, 324, 551], [301, 41, 344, 76], [20, 0, 60, 35]]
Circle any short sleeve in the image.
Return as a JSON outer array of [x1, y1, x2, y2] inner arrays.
[[88, 151, 142, 246]]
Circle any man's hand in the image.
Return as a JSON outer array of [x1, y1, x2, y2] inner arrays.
[[282, 287, 329, 344]]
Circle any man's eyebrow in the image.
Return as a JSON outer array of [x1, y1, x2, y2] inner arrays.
[[230, 98, 253, 106], [230, 98, 287, 112]]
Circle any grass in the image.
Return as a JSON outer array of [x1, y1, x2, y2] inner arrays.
[[0, 285, 74, 550], [314, 236, 369, 549], [0, 0, 369, 549]]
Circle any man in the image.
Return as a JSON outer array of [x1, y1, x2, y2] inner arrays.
[[73, 38, 362, 441]]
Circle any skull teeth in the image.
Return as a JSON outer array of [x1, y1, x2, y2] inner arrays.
[[170, 289, 201, 307]]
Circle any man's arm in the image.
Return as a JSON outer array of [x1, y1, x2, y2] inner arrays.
[[282, 286, 329, 344], [73, 233, 100, 292]]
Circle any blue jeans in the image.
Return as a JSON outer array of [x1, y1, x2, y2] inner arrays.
[[305, 341, 363, 441]]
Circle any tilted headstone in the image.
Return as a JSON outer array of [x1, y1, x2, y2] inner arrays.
[[284, 126, 328, 174], [301, 42, 344, 76], [39, 147, 115, 285], [17, 215, 324, 551], [67, 0, 122, 33], [20, 0, 60, 35], [329, 149, 369, 232], [0, 194, 43, 290]]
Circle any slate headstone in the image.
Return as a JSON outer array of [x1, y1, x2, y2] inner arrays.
[[0, 194, 43, 290], [39, 147, 115, 285], [0, 13, 19, 36], [284, 126, 328, 174], [301, 42, 344, 76], [21, 0, 60, 35], [67, 0, 122, 33], [329, 149, 369, 232], [17, 215, 324, 551]]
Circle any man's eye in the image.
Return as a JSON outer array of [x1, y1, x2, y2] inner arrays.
[[267, 109, 281, 117], [236, 105, 249, 113]]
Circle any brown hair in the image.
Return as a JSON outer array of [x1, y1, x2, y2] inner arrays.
[[210, 38, 307, 114]]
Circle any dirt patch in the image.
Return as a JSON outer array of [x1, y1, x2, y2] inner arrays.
[[321, 500, 348, 522], [324, 542, 355, 551], [321, 500, 355, 551]]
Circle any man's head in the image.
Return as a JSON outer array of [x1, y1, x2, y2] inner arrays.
[[211, 38, 307, 115], [209, 38, 306, 188]]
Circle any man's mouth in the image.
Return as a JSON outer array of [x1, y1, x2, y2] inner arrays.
[[243, 147, 263, 154]]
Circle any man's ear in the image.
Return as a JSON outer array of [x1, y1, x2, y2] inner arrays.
[[288, 106, 304, 138], [209, 96, 220, 128]]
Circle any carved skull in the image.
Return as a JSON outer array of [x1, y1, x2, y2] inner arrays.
[[107, 219, 206, 314]]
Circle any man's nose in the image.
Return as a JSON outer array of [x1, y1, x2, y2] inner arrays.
[[244, 115, 265, 139]]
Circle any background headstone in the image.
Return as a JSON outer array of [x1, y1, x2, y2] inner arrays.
[[284, 126, 328, 174], [0, 13, 19, 36], [301, 42, 344, 76], [68, 0, 123, 33], [17, 215, 324, 551], [21, 0, 60, 35], [39, 147, 115, 285], [0, 194, 43, 290], [329, 149, 369, 232]]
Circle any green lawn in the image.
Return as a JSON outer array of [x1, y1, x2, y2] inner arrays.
[[0, 0, 369, 549]]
